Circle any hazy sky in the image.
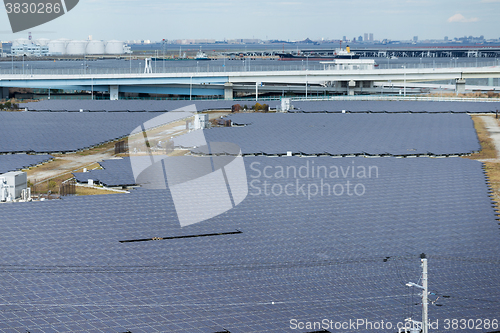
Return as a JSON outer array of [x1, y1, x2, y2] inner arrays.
[[1, 0, 500, 42]]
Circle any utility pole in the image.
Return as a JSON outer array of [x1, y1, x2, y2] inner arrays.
[[422, 254, 428, 333], [405, 253, 429, 333]]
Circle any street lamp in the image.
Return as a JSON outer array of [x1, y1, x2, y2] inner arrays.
[[402, 65, 406, 97], [305, 71, 308, 99], [189, 75, 192, 101]]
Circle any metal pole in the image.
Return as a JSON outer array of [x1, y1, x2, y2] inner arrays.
[[422, 254, 428, 333], [190, 76, 192, 101], [305, 73, 308, 99], [403, 65, 406, 97]]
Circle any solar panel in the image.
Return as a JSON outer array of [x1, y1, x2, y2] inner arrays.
[[0, 156, 498, 332], [0, 112, 189, 153], [20, 100, 274, 112], [0, 154, 53, 174], [73, 157, 136, 187], [176, 113, 481, 156], [19, 99, 500, 114], [290, 100, 500, 113]]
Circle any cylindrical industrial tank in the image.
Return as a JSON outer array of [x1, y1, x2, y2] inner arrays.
[[48, 39, 67, 55], [105, 40, 124, 54], [36, 38, 50, 46], [86, 40, 105, 55], [13, 38, 29, 46], [66, 40, 88, 55]]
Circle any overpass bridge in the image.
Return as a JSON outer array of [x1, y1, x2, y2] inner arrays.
[[1, 63, 500, 100]]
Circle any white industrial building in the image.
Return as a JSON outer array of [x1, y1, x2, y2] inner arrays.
[[11, 38, 131, 56], [11, 39, 49, 57], [0, 171, 29, 202]]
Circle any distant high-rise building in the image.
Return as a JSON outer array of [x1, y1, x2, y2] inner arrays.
[[413, 36, 418, 42], [364, 33, 368, 42], [359, 35, 363, 42], [444, 36, 448, 41], [369, 33, 373, 42], [342, 36, 346, 41]]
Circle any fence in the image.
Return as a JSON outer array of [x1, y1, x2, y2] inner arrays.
[[114, 140, 128, 154], [1, 59, 499, 76], [59, 179, 76, 196]]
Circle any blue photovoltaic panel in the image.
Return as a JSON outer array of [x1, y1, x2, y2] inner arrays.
[[73, 157, 136, 187], [177, 113, 481, 156], [0, 157, 498, 332], [290, 100, 500, 113], [20, 100, 272, 112], [20, 99, 500, 113], [0, 154, 53, 174], [0, 111, 188, 153]]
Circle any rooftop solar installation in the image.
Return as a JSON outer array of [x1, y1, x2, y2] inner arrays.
[[73, 157, 136, 187], [0, 156, 498, 332], [0, 111, 189, 153], [0, 154, 53, 174], [178, 113, 481, 156]]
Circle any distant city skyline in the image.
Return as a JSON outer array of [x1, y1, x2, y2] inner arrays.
[[1, 0, 499, 42]]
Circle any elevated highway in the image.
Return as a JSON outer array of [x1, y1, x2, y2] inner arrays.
[[1, 65, 500, 100]]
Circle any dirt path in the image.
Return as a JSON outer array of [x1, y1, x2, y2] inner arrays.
[[27, 111, 231, 185], [29, 152, 115, 184], [480, 116, 500, 159]]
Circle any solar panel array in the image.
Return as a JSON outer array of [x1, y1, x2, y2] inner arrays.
[[0, 154, 53, 174], [178, 113, 481, 156], [290, 100, 500, 113], [21, 99, 500, 113], [20, 100, 272, 112], [73, 157, 136, 187], [0, 157, 498, 332], [0, 112, 188, 153]]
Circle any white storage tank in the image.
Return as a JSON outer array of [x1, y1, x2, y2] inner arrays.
[[36, 38, 50, 46], [48, 39, 67, 55], [13, 38, 29, 46], [105, 40, 124, 54], [86, 40, 105, 55], [66, 40, 88, 55]]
